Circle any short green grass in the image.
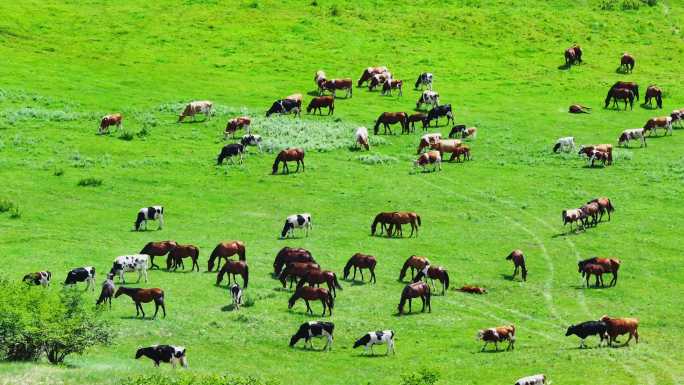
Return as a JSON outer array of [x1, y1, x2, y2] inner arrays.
[[1, 1, 683, 384]]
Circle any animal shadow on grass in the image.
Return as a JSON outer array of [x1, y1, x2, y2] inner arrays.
[[500, 274, 515, 281], [557, 63, 572, 70], [639, 103, 658, 110], [221, 304, 237, 312], [119, 316, 157, 321], [358, 353, 391, 358], [552, 230, 584, 238], [349, 280, 369, 287]]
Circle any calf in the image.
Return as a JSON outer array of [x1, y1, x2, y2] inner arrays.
[[64, 266, 96, 291], [515, 374, 546, 385], [217, 143, 245, 165], [565, 320, 608, 348], [553, 136, 575, 153], [477, 325, 515, 351], [22, 271, 51, 287], [618, 128, 647, 148], [281, 213, 312, 239], [96, 273, 116, 308], [135, 206, 164, 231], [588, 149, 610, 167], [289, 321, 334, 351], [240, 134, 262, 152], [230, 283, 243, 310], [178, 100, 212, 122], [353, 330, 395, 355], [381, 79, 403, 96], [415, 151, 441, 172], [601, 315, 639, 346], [111, 254, 149, 284], [135, 345, 188, 368]]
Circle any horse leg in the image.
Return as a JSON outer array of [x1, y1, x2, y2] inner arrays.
[[371, 269, 376, 284], [152, 301, 160, 319], [408, 298, 412, 313], [420, 296, 425, 312], [139, 302, 146, 318], [305, 300, 312, 315]]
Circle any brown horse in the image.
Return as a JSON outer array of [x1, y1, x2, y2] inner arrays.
[[273, 247, 315, 275], [371, 212, 395, 236], [399, 255, 430, 281], [588, 197, 615, 222], [578, 144, 613, 165], [569, 104, 591, 114], [357, 66, 388, 87], [272, 148, 305, 174], [387, 211, 421, 238], [397, 281, 431, 315], [167, 244, 200, 272], [321, 78, 353, 98], [606, 82, 639, 107], [458, 285, 487, 294], [216, 260, 249, 288], [610, 88, 635, 110], [288, 286, 333, 316], [115, 287, 166, 319], [581, 263, 605, 287], [373, 112, 408, 135], [279, 262, 320, 289], [578, 257, 620, 286], [306, 96, 335, 115], [644, 85, 663, 109], [413, 265, 450, 295], [580, 202, 600, 227], [343, 253, 377, 283], [407, 113, 428, 132], [505, 250, 527, 282], [224, 116, 251, 139], [620, 53, 635, 73], [207, 241, 246, 272], [140, 240, 178, 270], [297, 269, 343, 297]]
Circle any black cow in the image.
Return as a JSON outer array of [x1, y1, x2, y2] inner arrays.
[[135, 345, 187, 368], [64, 266, 96, 291], [426, 104, 454, 127], [217, 143, 245, 165], [266, 99, 301, 117], [289, 321, 334, 351], [565, 321, 609, 348]]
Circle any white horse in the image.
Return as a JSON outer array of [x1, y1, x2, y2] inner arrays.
[[111, 254, 149, 283], [280, 213, 312, 239]]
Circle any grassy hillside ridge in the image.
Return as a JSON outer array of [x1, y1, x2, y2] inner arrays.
[[1, 1, 683, 384]]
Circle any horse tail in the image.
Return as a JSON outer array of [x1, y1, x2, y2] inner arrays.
[[416, 215, 421, 226], [443, 270, 450, 290], [656, 93, 662, 109], [333, 273, 343, 290], [238, 242, 246, 261], [243, 264, 249, 288], [606, 199, 615, 213], [634, 84, 639, 100], [399, 258, 411, 281]]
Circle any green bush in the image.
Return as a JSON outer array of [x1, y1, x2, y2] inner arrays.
[[0, 199, 14, 213], [119, 373, 278, 385], [400, 369, 440, 385], [118, 130, 134, 141], [77, 177, 103, 187]]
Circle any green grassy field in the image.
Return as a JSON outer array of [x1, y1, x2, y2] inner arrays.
[[1, 1, 684, 384]]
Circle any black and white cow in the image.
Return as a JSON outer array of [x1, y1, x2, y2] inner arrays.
[[618, 128, 647, 148], [111, 254, 149, 283], [134, 206, 164, 231], [353, 330, 395, 355], [515, 374, 546, 385], [241, 134, 263, 152], [135, 345, 188, 368], [414, 72, 433, 90], [565, 320, 609, 348], [280, 213, 312, 239], [266, 99, 301, 117], [289, 321, 335, 351], [217, 143, 245, 165], [230, 283, 243, 310], [426, 104, 454, 127], [22, 271, 51, 287], [64, 266, 96, 291], [416, 90, 439, 110]]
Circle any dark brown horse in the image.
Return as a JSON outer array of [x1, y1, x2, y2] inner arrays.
[[371, 212, 395, 236], [413, 265, 450, 295], [620, 53, 635, 73], [398, 281, 431, 315], [279, 262, 320, 289], [578, 257, 620, 286], [207, 241, 246, 272], [167, 244, 200, 272], [588, 197, 615, 222], [306, 96, 335, 115], [115, 287, 166, 319], [216, 260, 249, 288], [357, 66, 388, 87], [140, 240, 178, 270], [580, 202, 600, 227], [273, 247, 315, 275], [399, 255, 430, 281], [610, 88, 635, 110], [605, 82, 639, 107], [373, 112, 408, 135], [644, 85, 663, 109], [288, 286, 334, 316], [581, 263, 606, 287], [321, 78, 353, 98], [343, 253, 377, 283], [296, 269, 343, 297], [387, 211, 421, 238], [506, 250, 527, 282], [272, 148, 305, 174], [407, 113, 428, 132], [564, 44, 583, 66]]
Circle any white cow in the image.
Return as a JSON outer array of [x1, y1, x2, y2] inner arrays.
[[111, 254, 149, 283], [353, 330, 395, 355], [553, 136, 575, 153], [414, 72, 433, 91], [134, 206, 164, 231], [618, 128, 647, 147], [515, 374, 546, 385], [178, 101, 212, 122], [280, 213, 312, 239]]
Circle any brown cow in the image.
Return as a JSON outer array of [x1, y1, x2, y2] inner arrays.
[[600, 316, 639, 346], [430, 139, 463, 161], [357, 66, 389, 87], [321, 78, 352, 98], [224, 116, 251, 139], [99, 113, 123, 134], [306, 96, 335, 115], [178, 101, 212, 122], [416, 133, 442, 154], [578, 144, 613, 165]]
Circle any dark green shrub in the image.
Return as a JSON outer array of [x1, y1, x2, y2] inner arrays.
[[401, 369, 440, 385], [77, 177, 103, 187], [119, 373, 278, 385]]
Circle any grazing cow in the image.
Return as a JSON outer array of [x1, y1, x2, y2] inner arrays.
[[224, 116, 251, 139], [515, 374, 546, 385], [618, 128, 647, 147], [178, 101, 212, 122], [407, 113, 428, 132], [600, 315, 639, 346], [587, 149, 610, 168], [565, 320, 609, 348], [140, 240, 177, 270], [374, 112, 408, 135], [353, 330, 395, 355], [578, 144, 613, 165], [111, 254, 149, 284], [96, 273, 116, 308], [414, 150, 442, 172], [671, 109, 684, 127], [355, 126, 370, 150], [64, 266, 96, 291], [416, 90, 439, 110], [368, 72, 392, 91], [343, 253, 377, 283], [414, 72, 433, 90], [290, 321, 334, 351], [553, 137, 576, 153], [306, 96, 335, 115], [230, 283, 243, 310], [115, 286, 166, 318], [644, 116, 673, 136], [413, 265, 449, 295], [216, 260, 249, 288], [288, 286, 334, 316], [581, 263, 606, 287], [620, 53, 635, 73], [217, 143, 244, 165], [321, 78, 353, 98], [399, 255, 430, 281], [135, 345, 187, 368], [452, 145, 471, 162], [266, 98, 301, 117], [273, 247, 316, 275], [461, 127, 477, 140], [279, 262, 320, 289], [458, 285, 487, 294], [569, 104, 591, 114], [357, 66, 389, 87], [478, 325, 516, 352], [578, 257, 620, 286], [134, 206, 164, 231], [240, 134, 262, 151], [562, 208, 585, 231], [99, 113, 123, 134], [281, 213, 312, 239], [430, 139, 463, 161], [416, 133, 442, 154], [426, 104, 454, 127], [314, 70, 327, 93], [587, 197, 615, 222], [397, 281, 431, 315], [22, 271, 51, 287], [381, 79, 403, 96], [506, 250, 527, 282], [644, 85, 662, 109], [272, 148, 305, 174], [580, 201, 601, 227], [564, 44, 582, 66]]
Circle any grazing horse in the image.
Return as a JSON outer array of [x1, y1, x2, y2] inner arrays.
[[397, 281, 431, 315], [381, 79, 403, 96], [426, 104, 454, 127], [279, 262, 320, 289], [387, 211, 421, 238], [321, 78, 353, 98], [553, 137, 576, 153], [290, 321, 335, 351], [266, 98, 301, 117], [644, 116, 673, 136], [458, 285, 487, 294], [357, 66, 389, 87], [506, 250, 527, 282], [167, 244, 199, 272], [373, 112, 408, 135], [565, 321, 609, 348], [414, 150, 442, 172], [610, 88, 635, 110], [288, 286, 334, 316], [618, 128, 647, 148], [371, 212, 395, 236], [354, 330, 395, 355], [407, 113, 428, 132], [580, 202, 600, 227], [23, 271, 51, 287], [134, 206, 164, 231], [217, 143, 244, 165], [297, 269, 343, 297], [272, 148, 305, 174], [115, 287, 166, 319], [96, 273, 115, 308], [136, 345, 187, 368], [178, 101, 212, 122], [416, 133, 442, 154], [578, 257, 620, 286], [564, 44, 582, 66], [343, 253, 377, 283], [569, 104, 591, 114], [414, 72, 433, 90], [606, 82, 639, 106], [581, 263, 605, 287], [355, 126, 370, 150], [562, 208, 585, 231], [99, 113, 122, 134], [273, 247, 315, 275], [416, 90, 440, 110], [578, 144, 613, 165], [413, 265, 449, 295], [399, 255, 430, 282], [140, 240, 177, 270], [216, 260, 249, 288], [644, 85, 663, 109], [620, 53, 635, 73], [281, 213, 312, 239], [587, 197, 614, 222], [477, 325, 516, 351], [111, 255, 149, 284], [306, 96, 335, 115], [224, 116, 251, 139], [207, 241, 246, 272], [600, 315, 639, 346]]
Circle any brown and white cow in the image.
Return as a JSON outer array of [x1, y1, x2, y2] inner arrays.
[[416, 133, 442, 154], [321, 78, 353, 98], [415, 151, 441, 172], [355, 127, 370, 151], [224, 116, 251, 139], [643, 116, 672, 136], [381, 79, 403, 96], [430, 139, 463, 161], [368, 72, 392, 91], [600, 315, 639, 346], [99, 113, 123, 134], [178, 101, 212, 122], [357, 66, 389, 87], [618, 128, 647, 148], [477, 325, 515, 351]]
